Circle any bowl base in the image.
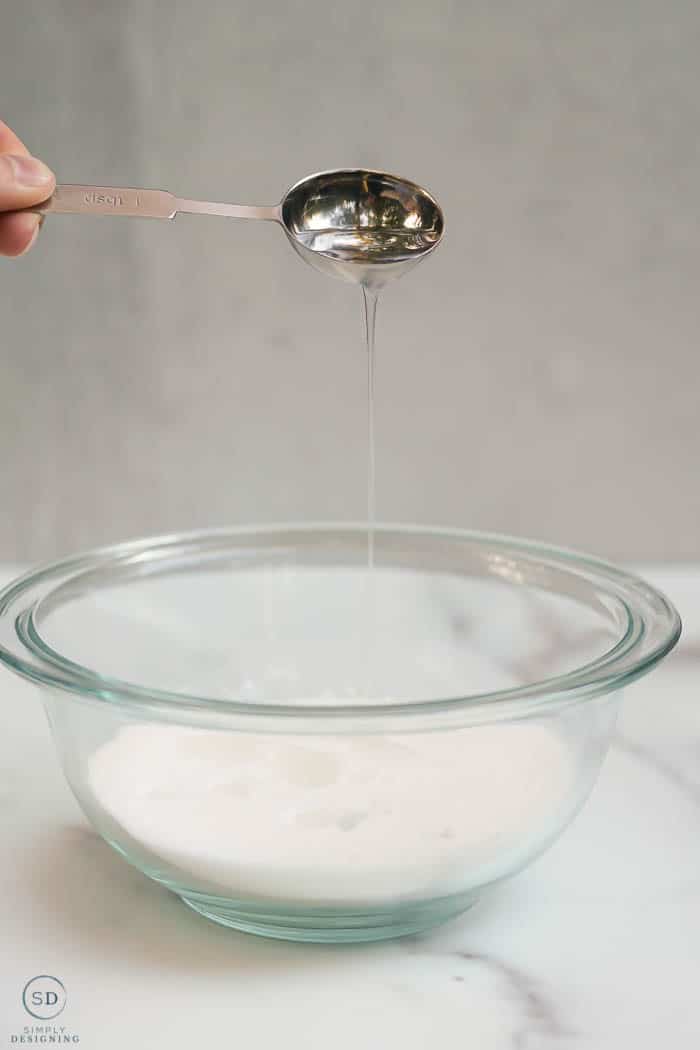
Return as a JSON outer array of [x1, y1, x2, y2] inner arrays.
[[178, 891, 476, 943]]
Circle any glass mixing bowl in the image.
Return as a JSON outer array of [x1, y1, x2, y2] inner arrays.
[[0, 526, 680, 943]]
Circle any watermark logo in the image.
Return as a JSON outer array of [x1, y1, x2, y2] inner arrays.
[[22, 977, 67, 1021], [8, 977, 80, 1043]]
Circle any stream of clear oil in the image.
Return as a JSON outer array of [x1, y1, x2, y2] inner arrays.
[[362, 287, 378, 570], [302, 226, 439, 573]]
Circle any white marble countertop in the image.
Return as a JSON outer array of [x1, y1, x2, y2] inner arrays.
[[0, 565, 697, 1048]]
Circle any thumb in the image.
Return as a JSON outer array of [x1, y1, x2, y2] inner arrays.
[[0, 153, 55, 211]]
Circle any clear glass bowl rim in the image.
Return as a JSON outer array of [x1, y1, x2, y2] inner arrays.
[[0, 523, 681, 723]]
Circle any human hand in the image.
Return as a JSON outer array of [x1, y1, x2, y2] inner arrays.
[[0, 120, 55, 257]]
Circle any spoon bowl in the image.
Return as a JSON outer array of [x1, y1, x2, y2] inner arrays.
[[281, 169, 445, 287]]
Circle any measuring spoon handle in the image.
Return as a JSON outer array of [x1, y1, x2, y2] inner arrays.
[[23, 184, 281, 222], [27, 185, 179, 218]]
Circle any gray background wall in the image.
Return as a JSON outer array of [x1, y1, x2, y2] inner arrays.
[[1, 0, 699, 563]]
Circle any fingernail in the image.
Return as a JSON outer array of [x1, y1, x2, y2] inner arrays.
[[8, 154, 54, 188]]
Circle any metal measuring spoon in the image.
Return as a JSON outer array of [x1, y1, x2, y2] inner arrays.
[[25, 169, 444, 286]]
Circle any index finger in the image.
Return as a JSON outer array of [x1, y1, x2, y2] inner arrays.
[[0, 120, 30, 156]]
